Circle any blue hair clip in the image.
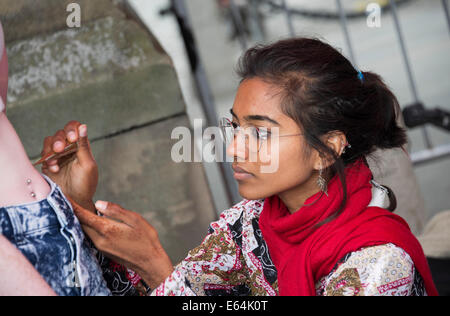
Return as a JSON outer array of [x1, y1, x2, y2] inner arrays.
[[357, 70, 364, 83]]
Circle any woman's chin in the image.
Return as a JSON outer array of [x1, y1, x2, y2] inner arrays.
[[237, 183, 269, 201]]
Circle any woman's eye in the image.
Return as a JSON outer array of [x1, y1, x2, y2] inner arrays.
[[256, 128, 270, 140]]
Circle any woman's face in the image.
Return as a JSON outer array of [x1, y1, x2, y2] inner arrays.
[[227, 78, 320, 201]]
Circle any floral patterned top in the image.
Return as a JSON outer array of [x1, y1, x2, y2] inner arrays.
[[150, 199, 427, 296]]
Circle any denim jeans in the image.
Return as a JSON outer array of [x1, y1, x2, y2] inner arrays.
[[0, 175, 111, 296]]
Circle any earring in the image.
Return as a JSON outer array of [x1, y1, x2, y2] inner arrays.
[[342, 143, 352, 155], [317, 165, 328, 196]]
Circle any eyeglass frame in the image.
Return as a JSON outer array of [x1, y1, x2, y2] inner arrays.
[[219, 117, 304, 153]]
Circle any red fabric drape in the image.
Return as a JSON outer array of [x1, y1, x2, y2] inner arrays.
[[259, 160, 438, 296]]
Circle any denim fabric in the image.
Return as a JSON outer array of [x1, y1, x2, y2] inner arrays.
[[0, 175, 111, 296]]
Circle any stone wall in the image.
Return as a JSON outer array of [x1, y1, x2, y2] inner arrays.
[[1, 0, 217, 263]]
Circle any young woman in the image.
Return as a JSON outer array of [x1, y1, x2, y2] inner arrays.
[[42, 37, 438, 296]]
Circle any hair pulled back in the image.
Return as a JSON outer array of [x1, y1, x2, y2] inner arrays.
[[237, 37, 407, 219]]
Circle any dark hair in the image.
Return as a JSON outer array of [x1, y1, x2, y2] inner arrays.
[[236, 37, 407, 223]]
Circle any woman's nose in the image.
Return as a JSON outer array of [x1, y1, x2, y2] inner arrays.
[[226, 132, 248, 162]]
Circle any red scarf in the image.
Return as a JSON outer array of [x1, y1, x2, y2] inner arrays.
[[259, 160, 438, 296]]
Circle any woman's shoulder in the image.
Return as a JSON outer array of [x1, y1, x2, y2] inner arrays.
[[316, 243, 427, 296], [217, 199, 265, 224]]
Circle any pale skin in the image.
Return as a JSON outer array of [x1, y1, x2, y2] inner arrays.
[[41, 77, 348, 289], [0, 23, 51, 208], [0, 22, 55, 295], [0, 235, 56, 296]]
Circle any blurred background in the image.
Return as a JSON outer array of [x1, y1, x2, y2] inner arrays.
[[1, 0, 449, 294]]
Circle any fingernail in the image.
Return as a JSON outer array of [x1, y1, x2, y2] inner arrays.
[[49, 165, 59, 173], [68, 131, 76, 142], [79, 125, 87, 138], [54, 141, 64, 151], [95, 201, 107, 211], [47, 159, 58, 166]]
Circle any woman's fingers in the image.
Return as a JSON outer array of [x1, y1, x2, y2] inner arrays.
[[95, 201, 138, 227], [71, 199, 106, 231], [71, 198, 172, 288], [39, 121, 82, 161], [64, 121, 82, 143], [40, 131, 69, 173], [70, 197, 130, 238], [71, 198, 131, 255], [76, 124, 96, 169], [41, 136, 54, 158], [79, 224, 104, 246], [41, 122, 94, 174], [42, 160, 59, 174], [69, 198, 105, 245], [52, 129, 69, 153]]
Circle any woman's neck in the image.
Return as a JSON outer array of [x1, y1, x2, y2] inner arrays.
[[277, 174, 321, 214], [0, 113, 50, 207]]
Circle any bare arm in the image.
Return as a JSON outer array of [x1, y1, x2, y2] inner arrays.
[[0, 235, 56, 296], [0, 20, 51, 207], [0, 114, 51, 207]]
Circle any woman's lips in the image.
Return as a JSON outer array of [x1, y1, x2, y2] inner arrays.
[[232, 164, 254, 181]]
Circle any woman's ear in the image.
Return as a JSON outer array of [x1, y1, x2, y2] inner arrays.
[[314, 131, 348, 170], [326, 131, 348, 157]]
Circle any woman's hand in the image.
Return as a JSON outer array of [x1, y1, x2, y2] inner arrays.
[[40, 121, 98, 212], [70, 198, 174, 289]]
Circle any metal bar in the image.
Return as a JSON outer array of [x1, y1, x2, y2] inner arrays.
[[172, 0, 241, 206], [229, 0, 248, 50], [443, 0, 450, 36], [411, 143, 450, 166], [389, 0, 418, 102], [336, 0, 357, 66], [281, 0, 295, 37], [248, 0, 266, 42], [389, 0, 433, 149], [172, 0, 217, 126]]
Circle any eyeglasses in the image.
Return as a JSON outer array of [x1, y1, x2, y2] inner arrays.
[[219, 117, 303, 153]]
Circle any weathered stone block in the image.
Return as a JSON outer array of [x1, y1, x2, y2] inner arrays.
[[0, 0, 125, 43], [92, 115, 216, 263], [6, 16, 182, 157], [10, 63, 185, 158]]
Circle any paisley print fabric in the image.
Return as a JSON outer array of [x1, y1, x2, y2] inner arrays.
[[151, 199, 426, 296]]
